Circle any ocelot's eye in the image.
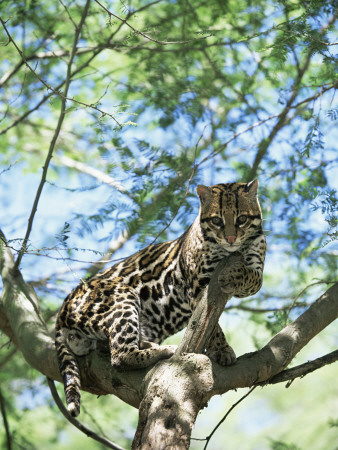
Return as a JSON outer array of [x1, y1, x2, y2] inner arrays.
[[211, 217, 223, 226], [237, 215, 247, 225]]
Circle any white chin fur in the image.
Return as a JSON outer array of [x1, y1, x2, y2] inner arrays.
[[225, 245, 240, 252]]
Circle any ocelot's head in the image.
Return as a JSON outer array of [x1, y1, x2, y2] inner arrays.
[[197, 180, 262, 251]]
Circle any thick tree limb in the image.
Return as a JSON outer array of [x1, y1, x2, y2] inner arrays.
[[0, 228, 143, 406], [1, 231, 337, 448], [211, 282, 338, 394], [0, 230, 61, 380], [262, 349, 338, 386], [134, 269, 338, 448], [0, 302, 18, 346]]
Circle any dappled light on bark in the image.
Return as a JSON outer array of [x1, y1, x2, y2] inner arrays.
[[0, 0, 337, 447]]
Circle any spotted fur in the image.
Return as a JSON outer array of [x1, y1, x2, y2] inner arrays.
[[55, 180, 266, 416]]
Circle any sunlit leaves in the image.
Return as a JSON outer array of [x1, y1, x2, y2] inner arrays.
[[302, 115, 324, 157], [326, 107, 338, 121], [0, 1, 337, 446]]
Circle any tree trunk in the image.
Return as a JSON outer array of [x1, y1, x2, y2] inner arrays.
[[1, 232, 337, 448], [133, 356, 209, 449]]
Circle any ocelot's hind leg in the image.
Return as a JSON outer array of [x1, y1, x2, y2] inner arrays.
[[105, 284, 176, 369]]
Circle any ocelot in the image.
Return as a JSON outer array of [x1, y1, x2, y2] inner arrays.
[[55, 180, 266, 416]]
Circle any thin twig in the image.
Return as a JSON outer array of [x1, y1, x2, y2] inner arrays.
[[94, 0, 211, 45], [197, 79, 337, 178], [245, 13, 337, 180], [0, 1, 164, 88], [0, 5, 137, 137], [0, 347, 18, 371], [197, 112, 282, 166], [0, 18, 123, 128], [148, 126, 204, 245], [202, 387, 257, 449], [0, 386, 12, 450], [47, 378, 124, 450], [285, 279, 337, 324], [13, 0, 92, 271]]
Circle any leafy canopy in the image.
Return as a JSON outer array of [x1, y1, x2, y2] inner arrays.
[[0, 0, 337, 448]]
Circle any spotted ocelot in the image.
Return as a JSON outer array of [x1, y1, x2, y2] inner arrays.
[[55, 180, 266, 416]]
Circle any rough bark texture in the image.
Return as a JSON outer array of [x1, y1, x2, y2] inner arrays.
[[176, 256, 233, 356], [0, 239, 60, 379], [133, 275, 338, 448], [132, 352, 220, 450], [1, 233, 337, 449]]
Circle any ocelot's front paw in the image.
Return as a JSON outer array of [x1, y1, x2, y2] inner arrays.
[[141, 342, 177, 358], [207, 344, 237, 366], [158, 344, 177, 358], [111, 344, 177, 369], [218, 262, 246, 294]]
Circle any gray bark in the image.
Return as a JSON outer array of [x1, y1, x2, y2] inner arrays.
[[1, 232, 337, 448]]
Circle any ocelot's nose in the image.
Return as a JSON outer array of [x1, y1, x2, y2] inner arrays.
[[225, 235, 236, 245]]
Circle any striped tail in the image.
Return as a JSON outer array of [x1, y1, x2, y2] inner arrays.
[[55, 324, 82, 417]]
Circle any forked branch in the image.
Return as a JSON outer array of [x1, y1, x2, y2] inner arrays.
[[133, 257, 338, 448], [0, 231, 337, 449]]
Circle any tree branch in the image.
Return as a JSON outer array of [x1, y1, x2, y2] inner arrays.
[[0, 0, 169, 90], [202, 386, 257, 450], [202, 349, 338, 449], [0, 301, 18, 346], [10, 0, 91, 271], [262, 349, 338, 386], [47, 378, 124, 450], [0, 16, 123, 129], [0, 386, 12, 450], [85, 169, 197, 276], [176, 256, 234, 355], [55, 155, 127, 193], [0, 230, 61, 379], [94, 0, 211, 45], [211, 282, 338, 394], [0, 14, 128, 137], [134, 262, 338, 448], [0, 48, 97, 89], [0, 345, 18, 371], [246, 14, 337, 180], [1, 227, 337, 448], [195, 81, 338, 169], [0, 228, 142, 406]]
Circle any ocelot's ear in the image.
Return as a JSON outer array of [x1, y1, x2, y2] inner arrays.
[[197, 185, 213, 205], [246, 179, 259, 198]]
